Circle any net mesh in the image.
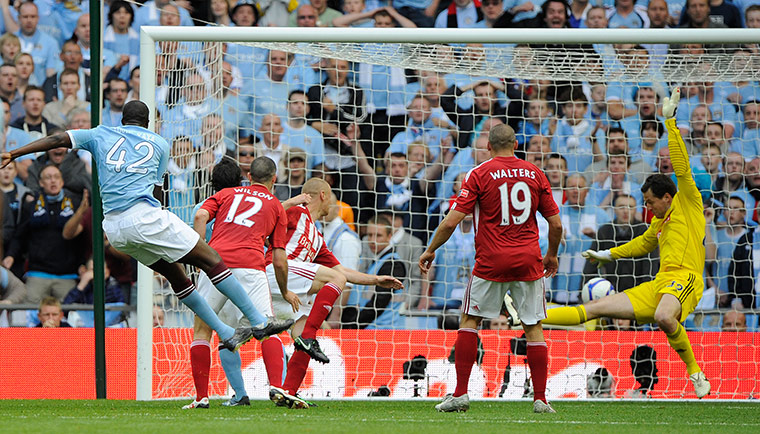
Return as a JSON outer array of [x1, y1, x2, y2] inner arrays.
[[149, 37, 760, 400]]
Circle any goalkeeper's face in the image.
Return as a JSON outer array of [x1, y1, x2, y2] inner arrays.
[[643, 189, 672, 219]]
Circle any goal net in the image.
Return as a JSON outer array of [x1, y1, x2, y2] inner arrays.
[[139, 27, 760, 401]]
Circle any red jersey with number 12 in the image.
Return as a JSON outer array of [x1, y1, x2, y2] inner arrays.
[[265, 204, 340, 268], [452, 156, 559, 282], [201, 184, 287, 270]]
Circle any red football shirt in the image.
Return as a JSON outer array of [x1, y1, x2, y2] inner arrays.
[[452, 156, 559, 282], [201, 184, 287, 270], [265, 204, 340, 268]]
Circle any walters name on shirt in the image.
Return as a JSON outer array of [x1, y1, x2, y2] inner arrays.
[[488, 168, 537, 180]]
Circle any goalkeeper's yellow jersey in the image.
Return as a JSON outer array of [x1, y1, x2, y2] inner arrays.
[[610, 119, 705, 274]]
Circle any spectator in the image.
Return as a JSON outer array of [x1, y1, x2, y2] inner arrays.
[[554, 173, 610, 303], [1, 97, 34, 180], [334, 5, 419, 28], [429, 213, 475, 310], [217, 61, 252, 152], [525, 134, 553, 168], [721, 310, 747, 332], [685, 103, 711, 154], [0, 266, 26, 306], [568, 0, 590, 28], [25, 144, 91, 198], [289, 0, 342, 27], [343, 215, 407, 329], [153, 304, 166, 327], [654, 145, 713, 206], [392, 0, 440, 27], [104, 1, 140, 82], [638, 119, 664, 169], [389, 94, 454, 161], [736, 100, 760, 159], [516, 97, 553, 149], [126, 66, 140, 103], [71, 14, 119, 79], [435, 0, 484, 28], [165, 136, 197, 225], [496, 0, 569, 28], [15, 1, 59, 86], [43, 39, 89, 103], [62, 258, 126, 327], [607, 0, 650, 28], [582, 193, 656, 292], [715, 196, 750, 307], [34, 296, 71, 327], [590, 151, 644, 211], [333, 0, 377, 27], [544, 153, 567, 206], [10, 86, 60, 141], [102, 78, 128, 127], [134, 0, 194, 29], [0, 33, 21, 64], [42, 69, 88, 128], [680, 0, 741, 28], [746, 157, 760, 208], [552, 89, 602, 174], [282, 90, 325, 172], [677, 67, 737, 139], [254, 113, 289, 173], [161, 73, 217, 143], [375, 210, 426, 310], [713, 152, 753, 211], [0, 161, 32, 271], [0, 64, 24, 121], [236, 143, 256, 183], [618, 84, 663, 152], [5, 165, 84, 304], [253, 50, 315, 130], [440, 80, 507, 148], [273, 148, 308, 201], [14, 52, 35, 100], [746, 4, 760, 28], [584, 127, 653, 186]]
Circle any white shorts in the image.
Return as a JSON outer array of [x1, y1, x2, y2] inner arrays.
[[464, 275, 547, 325], [197, 268, 273, 327], [266, 260, 321, 321], [103, 202, 199, 266]]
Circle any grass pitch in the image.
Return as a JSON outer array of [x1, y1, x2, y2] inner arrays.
[[1, 400, 758, 433]]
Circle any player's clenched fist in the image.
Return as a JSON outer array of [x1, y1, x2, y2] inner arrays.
[[663, 87, 680, 119]]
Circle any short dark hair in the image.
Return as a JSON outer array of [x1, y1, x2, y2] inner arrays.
[[607, 126, 627, 140], [122, 100, 149, 127], [23, 85, 44, 100], [211, 157, 243, 192], [369, 214, 393, 235], [59, 68, 79, 83], [546, 153, 567, 165], [641, 173, 677, 198], [288, 89, 306, 102], [108, 0, 135, 27], [641, 119, 664, 138], [250, 156, 277, 184]]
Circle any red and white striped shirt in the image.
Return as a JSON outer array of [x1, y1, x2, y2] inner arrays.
[[266, 205, 340, 268]]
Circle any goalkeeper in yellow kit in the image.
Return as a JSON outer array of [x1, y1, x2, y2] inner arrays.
[[545, 87, 711, 398]]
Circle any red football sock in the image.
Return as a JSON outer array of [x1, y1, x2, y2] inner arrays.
[[282, 350, 311, 395], [300, 283, 341, 340], [261, 336, 286, 388], [453, 328, 478, 397], [527, 341, 549, 403], [190, 340, 211, 400]]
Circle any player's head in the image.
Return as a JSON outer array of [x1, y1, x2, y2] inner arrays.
[[122, 100, 149, 128], [249, 156, 278, 188], [302, 177, 332, 218], [487, 124, 517, 155], [211, 157, 243, 192], [641, 174, 676, 219]]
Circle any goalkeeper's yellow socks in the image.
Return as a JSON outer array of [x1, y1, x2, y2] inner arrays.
[[666, 324, 701, 375], [544, 305, 587, 325]]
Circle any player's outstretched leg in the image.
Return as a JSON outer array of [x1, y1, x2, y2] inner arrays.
[[544, 292, 637, 326], [655, 295, 710, 398], [181, 241, 294, 339], [150, 260, 239, 343], [436, 323, 477, 413]]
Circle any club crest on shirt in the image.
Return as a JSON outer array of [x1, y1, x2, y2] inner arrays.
[[459, 189, 469, 198]]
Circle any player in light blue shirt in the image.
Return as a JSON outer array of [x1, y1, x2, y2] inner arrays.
[[0, 100, 293, 351]]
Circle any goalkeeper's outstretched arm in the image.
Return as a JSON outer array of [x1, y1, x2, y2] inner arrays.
[[663, 88, 702, 205]]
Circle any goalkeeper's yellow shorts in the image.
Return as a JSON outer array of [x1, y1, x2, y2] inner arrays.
[[624, 269, 703, 324]]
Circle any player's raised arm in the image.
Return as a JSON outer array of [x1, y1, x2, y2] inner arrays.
[[0, 131, 72, 168], [663, 87, 701, 203]]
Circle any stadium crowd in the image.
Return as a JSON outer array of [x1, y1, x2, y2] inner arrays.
[[0, 0, 758, 332]]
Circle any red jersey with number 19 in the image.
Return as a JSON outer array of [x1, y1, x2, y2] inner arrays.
[[201, 184, 287, 270], [452, 156, 559, 282]]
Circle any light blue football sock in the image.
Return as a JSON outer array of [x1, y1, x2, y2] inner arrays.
[[213, 275, 267, 327], [180, 291, 234, 341], [220, 348, 247, 399]]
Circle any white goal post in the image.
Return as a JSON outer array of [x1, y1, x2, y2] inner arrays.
[[137, 27, 760, 401]]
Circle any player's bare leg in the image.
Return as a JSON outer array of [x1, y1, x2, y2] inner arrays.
[[436, 313, 480, 412], [655, 294, 710, 398], [544, 291, 636, 325], [523, 322, 555, 413]]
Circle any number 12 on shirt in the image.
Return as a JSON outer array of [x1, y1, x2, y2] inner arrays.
[[498, 181, 532, 226]]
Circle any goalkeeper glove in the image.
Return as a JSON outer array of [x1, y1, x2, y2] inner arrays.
[[581, 249, 614, 268], [662, 87, 681, 119]]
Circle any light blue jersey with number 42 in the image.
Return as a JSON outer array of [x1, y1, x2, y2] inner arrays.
[[67, 125, 169, 214]]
